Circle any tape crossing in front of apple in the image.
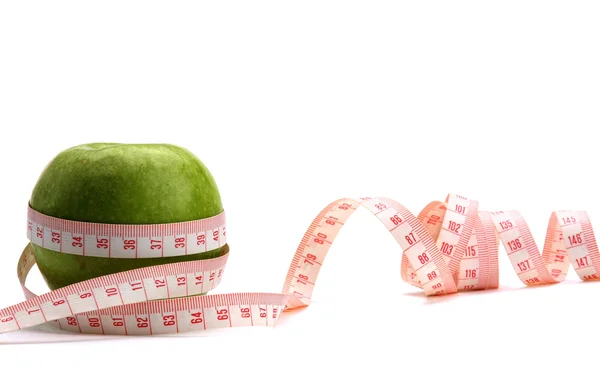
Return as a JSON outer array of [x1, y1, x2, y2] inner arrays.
[[1, 193, 600, 335], [26, 206, 228, 259]]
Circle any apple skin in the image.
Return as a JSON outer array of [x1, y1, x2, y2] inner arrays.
[[29, 143, 228, 290]]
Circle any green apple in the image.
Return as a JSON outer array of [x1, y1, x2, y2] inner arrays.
[[29, 142, 228, 290]]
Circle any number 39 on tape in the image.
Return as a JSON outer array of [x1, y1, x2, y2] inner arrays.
[[2, 193, 600, 335]]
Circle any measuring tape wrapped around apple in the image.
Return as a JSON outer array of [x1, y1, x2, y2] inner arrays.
[[1, 143, 599, 335]]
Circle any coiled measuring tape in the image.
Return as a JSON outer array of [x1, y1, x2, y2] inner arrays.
[[1, 193, 599, 335]]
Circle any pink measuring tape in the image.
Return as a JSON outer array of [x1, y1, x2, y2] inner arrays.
[[1, 193, 599, 335]]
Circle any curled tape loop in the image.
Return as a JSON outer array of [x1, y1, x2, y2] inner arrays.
[[1, 194, 599, 335]]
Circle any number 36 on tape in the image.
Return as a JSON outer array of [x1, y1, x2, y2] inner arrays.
[[1, 193, 599, 335]]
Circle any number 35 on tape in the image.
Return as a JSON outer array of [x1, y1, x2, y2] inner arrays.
[[1, 193, 599, 335]]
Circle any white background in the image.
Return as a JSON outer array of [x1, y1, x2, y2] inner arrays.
[[1, 1, 599, 386]]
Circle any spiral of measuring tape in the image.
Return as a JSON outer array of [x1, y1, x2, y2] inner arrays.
[[1, 193, 598, 335]]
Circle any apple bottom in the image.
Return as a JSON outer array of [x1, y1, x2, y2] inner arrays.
[[31, 243, 229, 291]]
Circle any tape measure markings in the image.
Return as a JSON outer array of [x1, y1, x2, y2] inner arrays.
[[387, 199, 454, 296], [26, 205, 227, 259], [0, 247, 229, 333], [3, 193, 600, 336]]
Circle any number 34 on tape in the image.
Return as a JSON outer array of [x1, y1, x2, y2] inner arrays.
[[1, 193, 599, 335]]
